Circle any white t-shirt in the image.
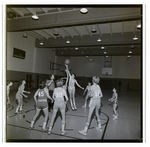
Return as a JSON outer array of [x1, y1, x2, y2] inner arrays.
[[90, 84, 102, 99]]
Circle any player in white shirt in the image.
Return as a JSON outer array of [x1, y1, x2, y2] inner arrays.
[[78, 76, 103, 136], [48, 79, 69, 135]]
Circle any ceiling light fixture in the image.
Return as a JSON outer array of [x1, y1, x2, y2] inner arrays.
[[106, 56, 109, 57], [104, 51, 107, 54], [23, 32, 28, 38], [129, 50, 132, 54], [53, 30, 59, 36], [131, 44, 134, 49], [75, 47, 79, 51], [97, 37, 102, 42], [91, 26, 97, 33], [128, 55, 131, 58], [137, 20, 141, 29], [133, 35, 138, 41], [86, 56, 88, 58], [40, 40, 43, 45], [80, 8, 88, 14], [32, 14, 39, 20], [66, 39, 70, 44], [101, 46, 105, 50]]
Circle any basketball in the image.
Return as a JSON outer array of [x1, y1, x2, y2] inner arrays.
[[65, 59, 70, 65]]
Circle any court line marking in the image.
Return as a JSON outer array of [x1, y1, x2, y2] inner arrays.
[[7, 109, 109, 140], [6, 123, 82, 140], [7, 104, 14, 112]]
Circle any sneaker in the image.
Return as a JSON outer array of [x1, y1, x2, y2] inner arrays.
[[113, 115, 118, 120], [74, 108, 77, 111], [29, 126, 34, 130], [61, 131, 67, 135], [42, 128, 47, 132], [96, 127, 102, 131], [78, 130, 87, 136], [74, 106, 77, 110], [48, 131, 51, 135]]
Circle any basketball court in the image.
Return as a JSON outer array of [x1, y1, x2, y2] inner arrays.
[[4, 5, 143, 142]]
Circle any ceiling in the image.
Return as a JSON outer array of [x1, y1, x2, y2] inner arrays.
[[6, 5, 142, 56]]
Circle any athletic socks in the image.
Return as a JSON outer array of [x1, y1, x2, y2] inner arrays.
[[29, 121, 34, 129], [78, 122, 89, 136], [42, 122, 47, 130], [15, 106, 20, 114], [96, 120, 102, 131]]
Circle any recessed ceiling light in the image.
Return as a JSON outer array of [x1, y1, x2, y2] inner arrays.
[[80, 8, 88, 14], [106, 56, 109, 57], [104, 51, 107, 54], [90, 58, 92, 61], [32, 14, 39, 20], [128, 55, 131, 58], [86, 56, 88, 58]]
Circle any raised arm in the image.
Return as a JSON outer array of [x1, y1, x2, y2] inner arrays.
[[65, 64, 71, 78], [65, 71, 69, 87]]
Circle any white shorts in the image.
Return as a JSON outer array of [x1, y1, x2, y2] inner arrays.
[[68, 87, 75, 93], [89, 98, 101, 109]]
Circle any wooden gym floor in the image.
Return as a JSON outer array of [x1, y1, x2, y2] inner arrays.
[[6, 89, 142, 142]]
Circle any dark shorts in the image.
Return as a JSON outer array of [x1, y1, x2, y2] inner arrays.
[[36, 101, 48, 110]]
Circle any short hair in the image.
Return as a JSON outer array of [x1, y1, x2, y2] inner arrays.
[[19, 79, 25, 86], [71, 73, 76, 77], [56, 79, 63, 87], [113, 88, 117, 91], [92, 76, 100, 84], [50, 74, 55, 79], [39, 81, 46, 89]]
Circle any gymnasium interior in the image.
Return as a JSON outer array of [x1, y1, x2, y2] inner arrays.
[[5, 5, 142, 142]]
